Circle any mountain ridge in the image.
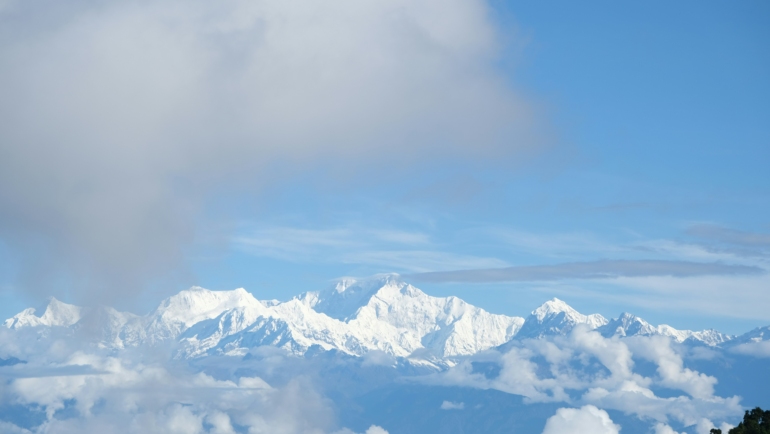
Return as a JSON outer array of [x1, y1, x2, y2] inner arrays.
[[3, 275, 754, 361]]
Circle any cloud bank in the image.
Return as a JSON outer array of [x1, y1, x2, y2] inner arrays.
[[0, 0, 539, 304], [0, 327, 388, 434], [426, 326, 743, 431]]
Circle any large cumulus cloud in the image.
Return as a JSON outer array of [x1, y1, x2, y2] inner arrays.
[[0, 0, 541, 304]]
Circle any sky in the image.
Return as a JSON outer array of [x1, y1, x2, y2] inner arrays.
[[0, 0, 768, 335]]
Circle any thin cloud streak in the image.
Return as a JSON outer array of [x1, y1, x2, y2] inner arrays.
[[687, 224, 770, 248], [409, 260, 764, 283], [234, 226, 506, 272]]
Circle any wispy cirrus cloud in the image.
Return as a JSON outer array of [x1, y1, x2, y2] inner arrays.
[[456, 227, 633, 262], [234, 225, 506, 273]]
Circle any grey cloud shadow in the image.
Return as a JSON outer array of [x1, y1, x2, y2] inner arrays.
[[407, 260, 764, 283]]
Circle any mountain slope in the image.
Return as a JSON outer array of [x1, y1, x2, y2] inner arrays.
[[596, 312, 733, 346], [182, 276, 524, 358], [344, 277, 523, 357], [515, 298, 608, 339], [3, 297, 83, 329], [2, 276, 748, 360]]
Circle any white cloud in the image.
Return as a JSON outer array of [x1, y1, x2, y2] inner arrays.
[[161, 405, 204, 434], [541, 405, 620, 434], [0, 0, 539, 304], [0, 421, 31, 434], [428, 329, 743, 429], [361, 350, 396, 367], [205, 411, 236, 434], [729, 341, 770, 358], [625, 336, 717, 399], [654, 423, 681, 434], [2, 346, 343, 434], [332, 427, 389, 434], [440, 401, 465, 410]]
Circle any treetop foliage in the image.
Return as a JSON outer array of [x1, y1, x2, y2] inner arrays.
[[711, 407, 770, 434]]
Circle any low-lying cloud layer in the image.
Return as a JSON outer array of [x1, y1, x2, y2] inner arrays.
[[426, 326, 743, 433], [0, 322, 751, 433], [0, 328, 387, 434]]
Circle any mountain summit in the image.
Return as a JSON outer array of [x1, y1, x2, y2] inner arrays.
[[3, 277, 743, 360], [3, 297, 83, 329], [515, 297, 608, 339]]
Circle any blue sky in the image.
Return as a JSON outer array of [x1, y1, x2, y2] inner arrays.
[[0, 0, 768, 334]]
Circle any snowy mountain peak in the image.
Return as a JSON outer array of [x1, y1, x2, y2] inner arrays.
[[40, 297, 84, 326], [140, 287, 265, 344], [726, 326, 769, 346], [3, 297, 82, 329], [596, 313, 734, 346], [1, 277, 744, 357], [300, 274, 405, 321], [152, 287, 260, 327], [333, 274, 401, 293], [598, 312, 655, 338], [332, 277, 359, 293], [614, 312, 648, 326], [531, 298, 576, 320], [517, 298, 607, 339]]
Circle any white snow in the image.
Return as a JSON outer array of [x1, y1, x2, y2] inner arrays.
[[3, 297, 82, 329], [517, 298, 608, 339], [597, 313, 733, 346], [2, 277, 740, 359]]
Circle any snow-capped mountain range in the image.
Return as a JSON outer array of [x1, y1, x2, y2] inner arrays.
[[2, 275, 752, 361]]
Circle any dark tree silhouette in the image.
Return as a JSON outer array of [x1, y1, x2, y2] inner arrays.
[[711, 407, 770, 434]]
